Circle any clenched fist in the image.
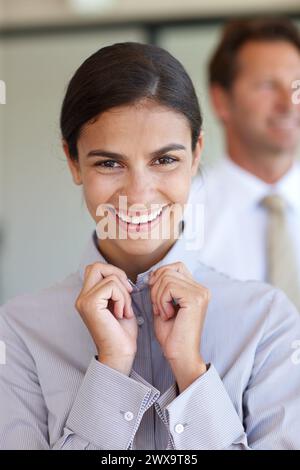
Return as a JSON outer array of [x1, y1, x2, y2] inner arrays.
[[149, 262, 209, 392], [75, 262, 138, 375]]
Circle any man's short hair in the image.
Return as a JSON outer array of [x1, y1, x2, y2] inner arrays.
[[209, 18, 300, 90]]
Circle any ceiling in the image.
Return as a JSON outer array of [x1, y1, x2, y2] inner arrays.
[[0, 0, 300, 28]]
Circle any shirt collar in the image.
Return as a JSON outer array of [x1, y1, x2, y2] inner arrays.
[[78, 223, 203, 290], [220, 155, 300, 211], [275, 162, 300, 211]]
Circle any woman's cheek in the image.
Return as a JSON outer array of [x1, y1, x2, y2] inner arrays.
[[82, 174, 114, 220], [162, 168, 191, 203]]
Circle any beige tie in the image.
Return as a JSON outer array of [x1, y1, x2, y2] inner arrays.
[[261, 194, 300, 311]]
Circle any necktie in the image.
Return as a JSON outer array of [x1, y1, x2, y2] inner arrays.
[[261, 194, 300, 311]]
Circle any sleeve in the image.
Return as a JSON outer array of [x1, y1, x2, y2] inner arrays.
[[155, 290, 300, 450], [0, 310, 159, 450], [0, 312, 50, 449], [242, 290, 300, 449], [55, 358, 160, 450], [155, 365, 248, 450]]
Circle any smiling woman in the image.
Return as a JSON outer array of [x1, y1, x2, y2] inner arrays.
[[61, 43, 202, 279], [1, 42, 300, 451], [66, 103, 200, 276]]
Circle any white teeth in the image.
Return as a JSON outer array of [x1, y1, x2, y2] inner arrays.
[[116, 207, 163, 224]]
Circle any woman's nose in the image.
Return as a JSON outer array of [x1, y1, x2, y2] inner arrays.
[[123, 170, 154, 202]]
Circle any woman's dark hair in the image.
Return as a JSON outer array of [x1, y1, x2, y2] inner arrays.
[[60, 42, 202, 160], [209, 18, 300, 90]]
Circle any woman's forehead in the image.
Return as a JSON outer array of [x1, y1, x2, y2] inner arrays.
[[78, 104, 191, 152]]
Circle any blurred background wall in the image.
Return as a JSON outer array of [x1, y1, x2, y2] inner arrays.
[[0, 0, 299, 304]]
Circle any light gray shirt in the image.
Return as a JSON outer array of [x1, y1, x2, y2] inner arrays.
[[1, 230, 300, 450]]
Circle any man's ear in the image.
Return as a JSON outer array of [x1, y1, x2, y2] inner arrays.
[[62, 140, 82, 185], [210, 84, 232, 124], [191, 132, 203, 177]]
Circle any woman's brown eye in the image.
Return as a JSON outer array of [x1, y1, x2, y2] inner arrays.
[[154, 156, 178, 165], [94, 160, 121, 168]]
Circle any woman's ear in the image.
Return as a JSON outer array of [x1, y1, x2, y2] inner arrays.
[[191, 132, 203, 177], [62, 140, 82, 185]]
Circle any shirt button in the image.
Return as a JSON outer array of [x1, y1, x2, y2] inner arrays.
[[174, 423, 185, 434], [136, 316, 144, 326], [124, 411, 134, 422]]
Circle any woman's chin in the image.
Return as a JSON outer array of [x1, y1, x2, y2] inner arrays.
[[106, 235, 174, 258]]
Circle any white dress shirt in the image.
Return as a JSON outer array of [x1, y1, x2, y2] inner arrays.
[[1, 230, 300, 449], [191, 156, 300, 283]]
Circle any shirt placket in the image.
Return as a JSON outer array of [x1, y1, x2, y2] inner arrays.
[[130, 281, 156, 450]]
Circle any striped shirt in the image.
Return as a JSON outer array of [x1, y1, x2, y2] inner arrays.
[[1, 230, 300, 450]]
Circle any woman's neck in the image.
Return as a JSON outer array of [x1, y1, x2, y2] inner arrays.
[[98, 238, 176, 283]]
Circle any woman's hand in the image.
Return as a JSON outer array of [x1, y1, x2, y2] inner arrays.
[[149, 262, 210, 392], [75, 262, 138, 375]]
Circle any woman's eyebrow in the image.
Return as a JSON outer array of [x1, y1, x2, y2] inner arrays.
[[86, 143, 186, 160], [150, 143, 186, 158], [86, 150, 128, 160]]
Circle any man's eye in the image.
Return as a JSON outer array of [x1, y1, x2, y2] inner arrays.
[[153, 156, 178, 165], [94, 160, 122, 169], [258, 80, 276, 89]]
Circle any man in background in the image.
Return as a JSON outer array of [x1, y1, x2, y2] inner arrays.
[[192, 18, 300, 310]]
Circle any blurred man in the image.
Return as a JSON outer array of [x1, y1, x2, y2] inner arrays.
[[193, 18, 300, 309]]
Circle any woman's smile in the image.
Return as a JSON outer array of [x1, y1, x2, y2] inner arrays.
[[110, 203, 171, 234]]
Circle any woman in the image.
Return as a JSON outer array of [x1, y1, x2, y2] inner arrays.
[[0, 42, 300, 450]]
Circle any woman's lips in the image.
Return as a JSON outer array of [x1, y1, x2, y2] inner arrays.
[[113, 204, 170, 234]]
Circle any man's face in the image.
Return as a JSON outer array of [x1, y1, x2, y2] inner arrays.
[[216, 40, 300, 155]]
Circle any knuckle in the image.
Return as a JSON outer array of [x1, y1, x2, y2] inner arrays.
[[205, 288, 212, 301], [163, 268, 173, 277], [116, 268, 128, 279], [75, 296, 82, 311], [158, 272, 167, 281], [194, 295, 203, 308], [75, 294, 89, 312], [107, 264, 126, 278], [91, 261, 105, 271], [93, 261, 103, 267], [106, 276, 125, 296], [106, 274, 119, 284], [123, 289, 131, 301], [195, 288, 211, 305], [84, 263, 97, 275], [154, 267, 163, 276], [84, 264, 92, 275], [164, 280, 174, 291], [163, 275, 173, 286], [87, 262, 97, 270]]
